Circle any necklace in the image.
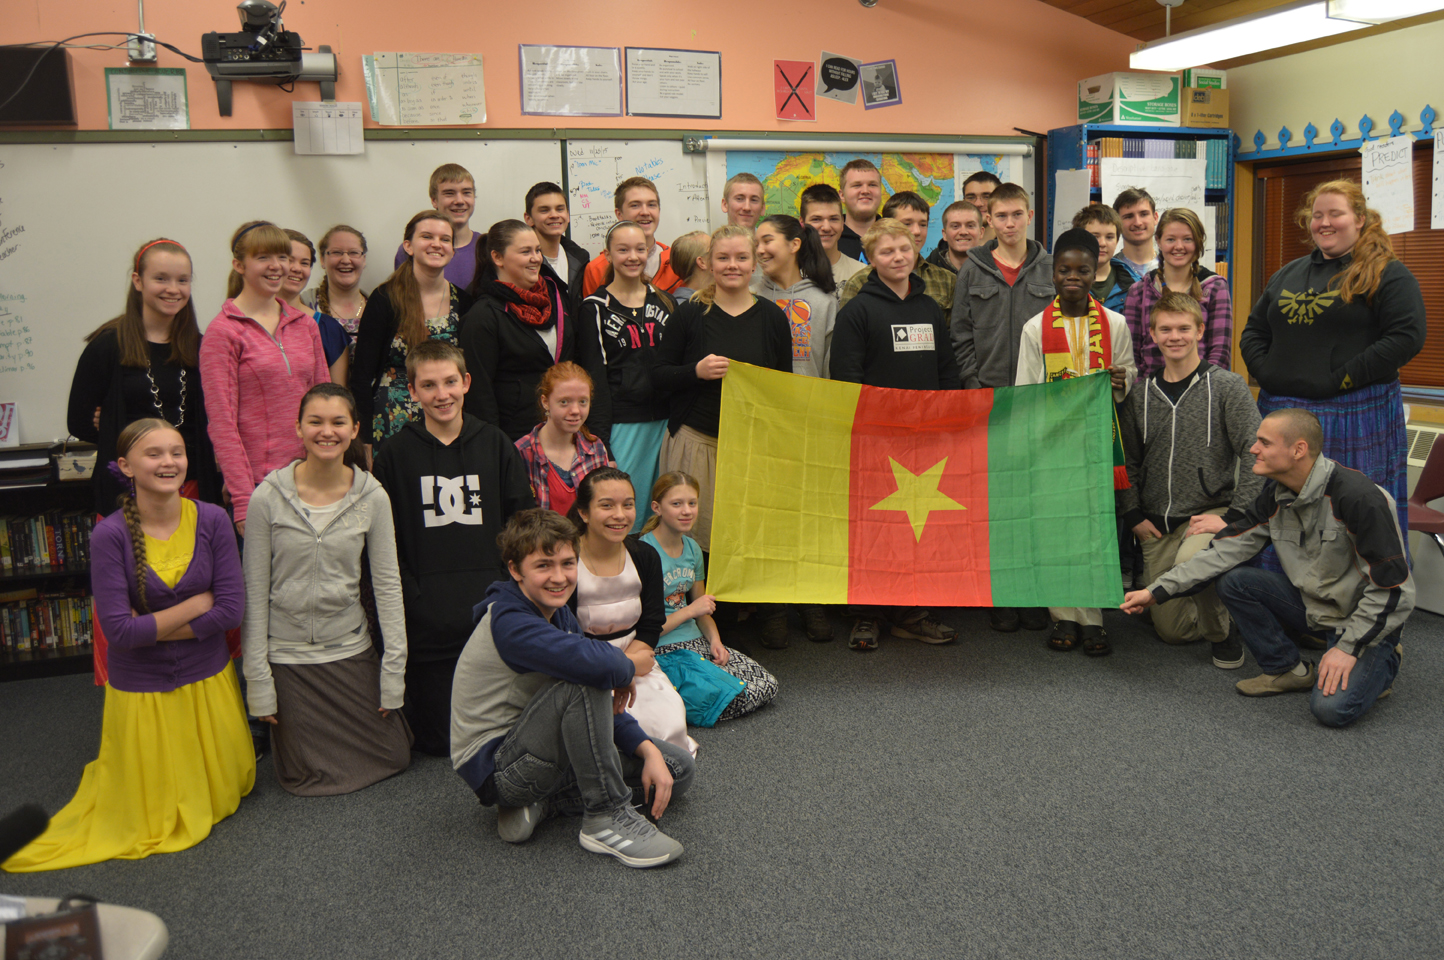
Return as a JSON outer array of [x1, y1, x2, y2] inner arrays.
[[146, 364, 186, 427]]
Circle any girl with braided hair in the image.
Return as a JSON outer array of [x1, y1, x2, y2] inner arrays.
[[3, 419, 253, 873]]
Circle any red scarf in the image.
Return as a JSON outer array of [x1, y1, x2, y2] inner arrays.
[[1040, 296, 1130, 491], [499, 280, 554, 328]]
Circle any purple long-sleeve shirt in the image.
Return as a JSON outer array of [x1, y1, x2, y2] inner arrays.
[[1122, 269, 1234, 381], [90, 501, 245, 693]]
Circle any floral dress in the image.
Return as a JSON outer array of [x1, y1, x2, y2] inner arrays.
[[371, 285, 462, 443]]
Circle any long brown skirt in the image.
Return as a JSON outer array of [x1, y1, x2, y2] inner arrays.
[[269, 647, 413, 797], [659, 424, 718, 551]]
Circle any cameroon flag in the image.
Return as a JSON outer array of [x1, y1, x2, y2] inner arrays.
[[709, 364, 1121, 607]]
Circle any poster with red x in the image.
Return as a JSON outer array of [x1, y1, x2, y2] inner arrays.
[[773, 60, 816, 122]]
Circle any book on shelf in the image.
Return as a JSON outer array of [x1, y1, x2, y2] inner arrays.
[[0, 510, 94, 577], [0, 587, 94, 655], [1085, 135, 1228, 196]]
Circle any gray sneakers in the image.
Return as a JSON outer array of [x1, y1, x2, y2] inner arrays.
[[579, 805, 684, 868], [497, 803, 549, 843], [890, 615, 957, 644]]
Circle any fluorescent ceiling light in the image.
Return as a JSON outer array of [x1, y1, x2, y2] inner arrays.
[[1130, 0, 1364, 71], [1328, 0, 1444, 24]]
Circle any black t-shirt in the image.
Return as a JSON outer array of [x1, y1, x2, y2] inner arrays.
[[1156, 361, 1201, 404]]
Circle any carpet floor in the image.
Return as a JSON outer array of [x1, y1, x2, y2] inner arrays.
[[3, 605, 1441, 959]]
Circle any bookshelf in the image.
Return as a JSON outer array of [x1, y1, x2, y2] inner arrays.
[[0, 474, 97, 683], [1045, 124, 1240, 283]]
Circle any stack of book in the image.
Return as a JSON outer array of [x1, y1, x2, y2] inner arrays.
[[0, 510, 95, 576], [0, 588, 94, 654], [0, 443, 55, 490]]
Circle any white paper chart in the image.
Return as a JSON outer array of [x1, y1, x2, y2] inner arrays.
[[1433, 130, 1444, 231], [519, 46, 623, 117], [363, 53, 487, 126], [292, 102, 364, 155], [1361, 135, 1415, 235], [625, 48, 721, 119]]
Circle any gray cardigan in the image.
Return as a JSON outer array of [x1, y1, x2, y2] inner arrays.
[[242, 463, 407, 716], [1117, 362, 1263, 532]]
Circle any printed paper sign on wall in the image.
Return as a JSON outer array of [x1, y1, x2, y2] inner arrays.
[[774, 60, 816, 122]]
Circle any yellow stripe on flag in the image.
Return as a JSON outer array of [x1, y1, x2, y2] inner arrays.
[[710, 364, 860, 603]]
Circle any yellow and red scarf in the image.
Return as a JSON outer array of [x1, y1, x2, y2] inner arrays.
[[1040, 296, 1129, 490]]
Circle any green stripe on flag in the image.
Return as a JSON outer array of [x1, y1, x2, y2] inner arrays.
[[986, 375, 1121, 608]]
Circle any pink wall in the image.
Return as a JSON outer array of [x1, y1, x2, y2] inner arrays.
[[5, 0, 1135, 134]]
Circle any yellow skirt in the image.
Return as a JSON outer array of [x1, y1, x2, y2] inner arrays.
[[3, 661, 256, 873]]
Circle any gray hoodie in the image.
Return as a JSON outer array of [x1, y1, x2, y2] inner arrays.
[[1117, 361, 1263, 533], [949, 239, 1055, 389], [751, 274, 837, 379], [242, 462, 407, 717]]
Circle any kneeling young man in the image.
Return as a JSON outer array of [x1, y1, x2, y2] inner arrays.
[[1122, 409, 1411, 727], [451, 509, 694, 867]]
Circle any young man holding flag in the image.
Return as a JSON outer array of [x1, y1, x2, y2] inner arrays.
[[1015, 228, 1135, 656]]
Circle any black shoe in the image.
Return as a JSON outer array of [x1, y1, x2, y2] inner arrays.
[[989, 607, 1020, 632], [1019, 607, 1050, 631], [1211, 634, 1245, 669], [758, 613, 790, 649]]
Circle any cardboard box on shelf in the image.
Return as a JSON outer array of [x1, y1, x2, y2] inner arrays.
[[1182, 68, 1227, 89], [1181, 87, 1230, 129], [1078, 72, 1180, 126]]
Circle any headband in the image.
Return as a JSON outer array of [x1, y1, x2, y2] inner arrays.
[[135, 238, 186, 270], [605, 220, 648, 246], [231, 221, 274, 254]]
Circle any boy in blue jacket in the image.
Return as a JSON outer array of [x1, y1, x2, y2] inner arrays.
[[450, 508, 693, 868]]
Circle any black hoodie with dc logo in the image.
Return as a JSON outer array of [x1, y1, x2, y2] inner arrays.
[[372, 414, 536, 662]]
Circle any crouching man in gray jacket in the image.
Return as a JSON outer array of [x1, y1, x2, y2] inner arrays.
[[1121, 407, 1411, 727]]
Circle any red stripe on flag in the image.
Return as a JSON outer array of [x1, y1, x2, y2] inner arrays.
[[846, 385, 995, 606]]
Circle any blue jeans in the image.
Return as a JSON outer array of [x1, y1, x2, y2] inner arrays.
[[1216, 567, 1399, 727], [492, 679, 695, 817]]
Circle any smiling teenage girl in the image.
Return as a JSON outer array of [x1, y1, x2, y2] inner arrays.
[[200, 221, 330, 537], [462, 219, 581, 440], [70, 240, 220, 519], [654, 225, 791, 558], [514, 362, 612, 517], [578, 220, 675, 524], [1121, 207, 1233, 380], [351, 211, 466, 452], [568, 468, 696, 756], [242, 384, 412, 795], [1240, 179, 1425, 562], [3, 419, 251, 873]]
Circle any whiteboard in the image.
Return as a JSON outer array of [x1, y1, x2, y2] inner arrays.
[[0, 138, 561, 444], [565, 139, 712, 253]]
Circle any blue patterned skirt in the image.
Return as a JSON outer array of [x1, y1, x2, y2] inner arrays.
[[1255, 379, 1409, 569]]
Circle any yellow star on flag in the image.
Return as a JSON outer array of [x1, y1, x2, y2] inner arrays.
[[868, 456, 967, 542]]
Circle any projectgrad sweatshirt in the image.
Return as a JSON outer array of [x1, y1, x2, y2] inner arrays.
[[371, 414, 536, 661], [831, 271, 960, 390], [1239, 250, 1426, 399], [450, 578, 645, 796]]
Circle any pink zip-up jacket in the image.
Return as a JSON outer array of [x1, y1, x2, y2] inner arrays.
[[200, 298, 330, 525]]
